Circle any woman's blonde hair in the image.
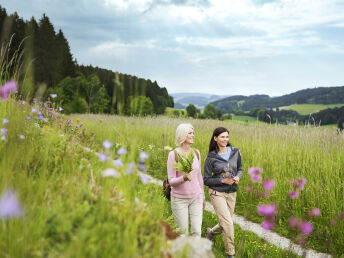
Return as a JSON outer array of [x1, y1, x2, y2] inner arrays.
[[175, 123, 194, 146]]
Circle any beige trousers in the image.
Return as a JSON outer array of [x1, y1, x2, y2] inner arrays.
[[171, 193, 203, 237], [209, 188, 236, 256]]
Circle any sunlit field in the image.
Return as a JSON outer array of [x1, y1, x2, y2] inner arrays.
[[0, 99, 305, 257], [280, 103, 344, 115], [67, 113, 344, 256]]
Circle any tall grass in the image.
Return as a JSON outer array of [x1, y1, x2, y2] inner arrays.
[[71, 114, 344, 256]]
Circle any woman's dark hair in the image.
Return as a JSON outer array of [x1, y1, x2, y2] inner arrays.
[[208, 127, 232, 153]]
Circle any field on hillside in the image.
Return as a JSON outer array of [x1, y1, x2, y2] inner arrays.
[[1, 100, 302, 258], [280, 103, 344, 115]]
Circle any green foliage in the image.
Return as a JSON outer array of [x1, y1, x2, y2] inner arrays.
[[186, 104, 197, 118], [129, 96, 154, 116], [203, 104, 222, 119], [337, 117, 344, 132], [173, 150, 195, 173]]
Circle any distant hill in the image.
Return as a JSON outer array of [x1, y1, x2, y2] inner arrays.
[[212, 86, 344, 113], [171, 93, 230, 109]]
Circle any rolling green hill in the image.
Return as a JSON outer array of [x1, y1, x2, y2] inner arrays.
[[280, 103, 344, 115], [212, 86, 344, 114]]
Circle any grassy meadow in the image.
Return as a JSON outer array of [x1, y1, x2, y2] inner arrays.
[[0, 99, 305, 257], [280, 103, 344, 115], [67, 113, 344, 256]]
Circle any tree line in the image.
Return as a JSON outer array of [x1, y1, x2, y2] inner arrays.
[[0, 6, 173, 115]]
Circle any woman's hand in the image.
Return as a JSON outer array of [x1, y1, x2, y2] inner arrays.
[[233, 176, 240, 184], [221, 177, 235, 185], [183, 173, 192, 181]]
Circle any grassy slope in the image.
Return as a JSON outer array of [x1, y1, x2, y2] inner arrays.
[[280, 103, 344, 115]]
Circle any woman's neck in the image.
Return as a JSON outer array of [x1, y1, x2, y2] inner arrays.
[[180, 143, 191, 153], [217, 146, 227, 154]]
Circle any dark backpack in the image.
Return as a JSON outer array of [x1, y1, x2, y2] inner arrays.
[[163, 149, 200, 200]]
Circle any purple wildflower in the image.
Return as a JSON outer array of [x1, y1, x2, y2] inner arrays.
[[32, 108, 37, 113], [289, 217, 299, 227], [50, 94, 57, 98], [257, 204, 277, 217], [1, 135, 6, 141], [22, 101, 26, 105], [263, 180, 275, 191], [117, 147, 127, 155], [251, 174, 262, 183], [58, 107, 64, 111], [310, 208, 320, 217], [26, 116, 31, 120], [139, 151, 149, 163], [248, 167, 263, 176], [1, 128, 7, 136], [125, 162, 134, 174], [289, 191, 299, 199], [262, 220, 275, 230], [98, 153, 108, 162], [298, 221, 313, 235], [0, 189, 23, 219], [2, 118, 9, 125], [113, 158, 123, 167], [103, 140, 113, 149], [297, 178, 307, 190], [245, 186, 252, 192], [0, 81, 17, 100], [331, 220, 338, 226], [248, 167, 263, 183], [140, 174, 149, 184], [19, 135, 25, 140], [78, 131, 82, 135], [338, 211, 344, 220], [137, 164, 146, 172]]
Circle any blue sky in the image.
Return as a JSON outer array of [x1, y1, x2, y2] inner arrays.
[[2, 0, 344, 96]]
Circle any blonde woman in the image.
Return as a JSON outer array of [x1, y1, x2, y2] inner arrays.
[[167, 123, 205, 237]]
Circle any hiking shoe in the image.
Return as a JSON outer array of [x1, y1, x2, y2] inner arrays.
[[206, 227, 214, 241]]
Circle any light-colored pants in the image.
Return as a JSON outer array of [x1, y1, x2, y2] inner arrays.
[[209, 188, 236, 256], [171, 193, 203, 237]]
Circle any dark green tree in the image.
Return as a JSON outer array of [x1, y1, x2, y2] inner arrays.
[[186, 104, 197, 118]]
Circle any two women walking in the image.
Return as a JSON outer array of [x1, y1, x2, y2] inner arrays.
[[167, 124, 242, 258]]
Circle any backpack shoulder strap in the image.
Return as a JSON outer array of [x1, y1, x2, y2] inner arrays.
[[193, 148, 200, 161], [173, 149, 179, 162]]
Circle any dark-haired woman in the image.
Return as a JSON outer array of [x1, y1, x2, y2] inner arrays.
[[204, 127, 242, 258]]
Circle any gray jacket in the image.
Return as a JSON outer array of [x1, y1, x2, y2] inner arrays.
[[204, 147, 243, 193]]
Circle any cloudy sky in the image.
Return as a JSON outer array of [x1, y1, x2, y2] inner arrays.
[[2, 0, 344, 96]]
